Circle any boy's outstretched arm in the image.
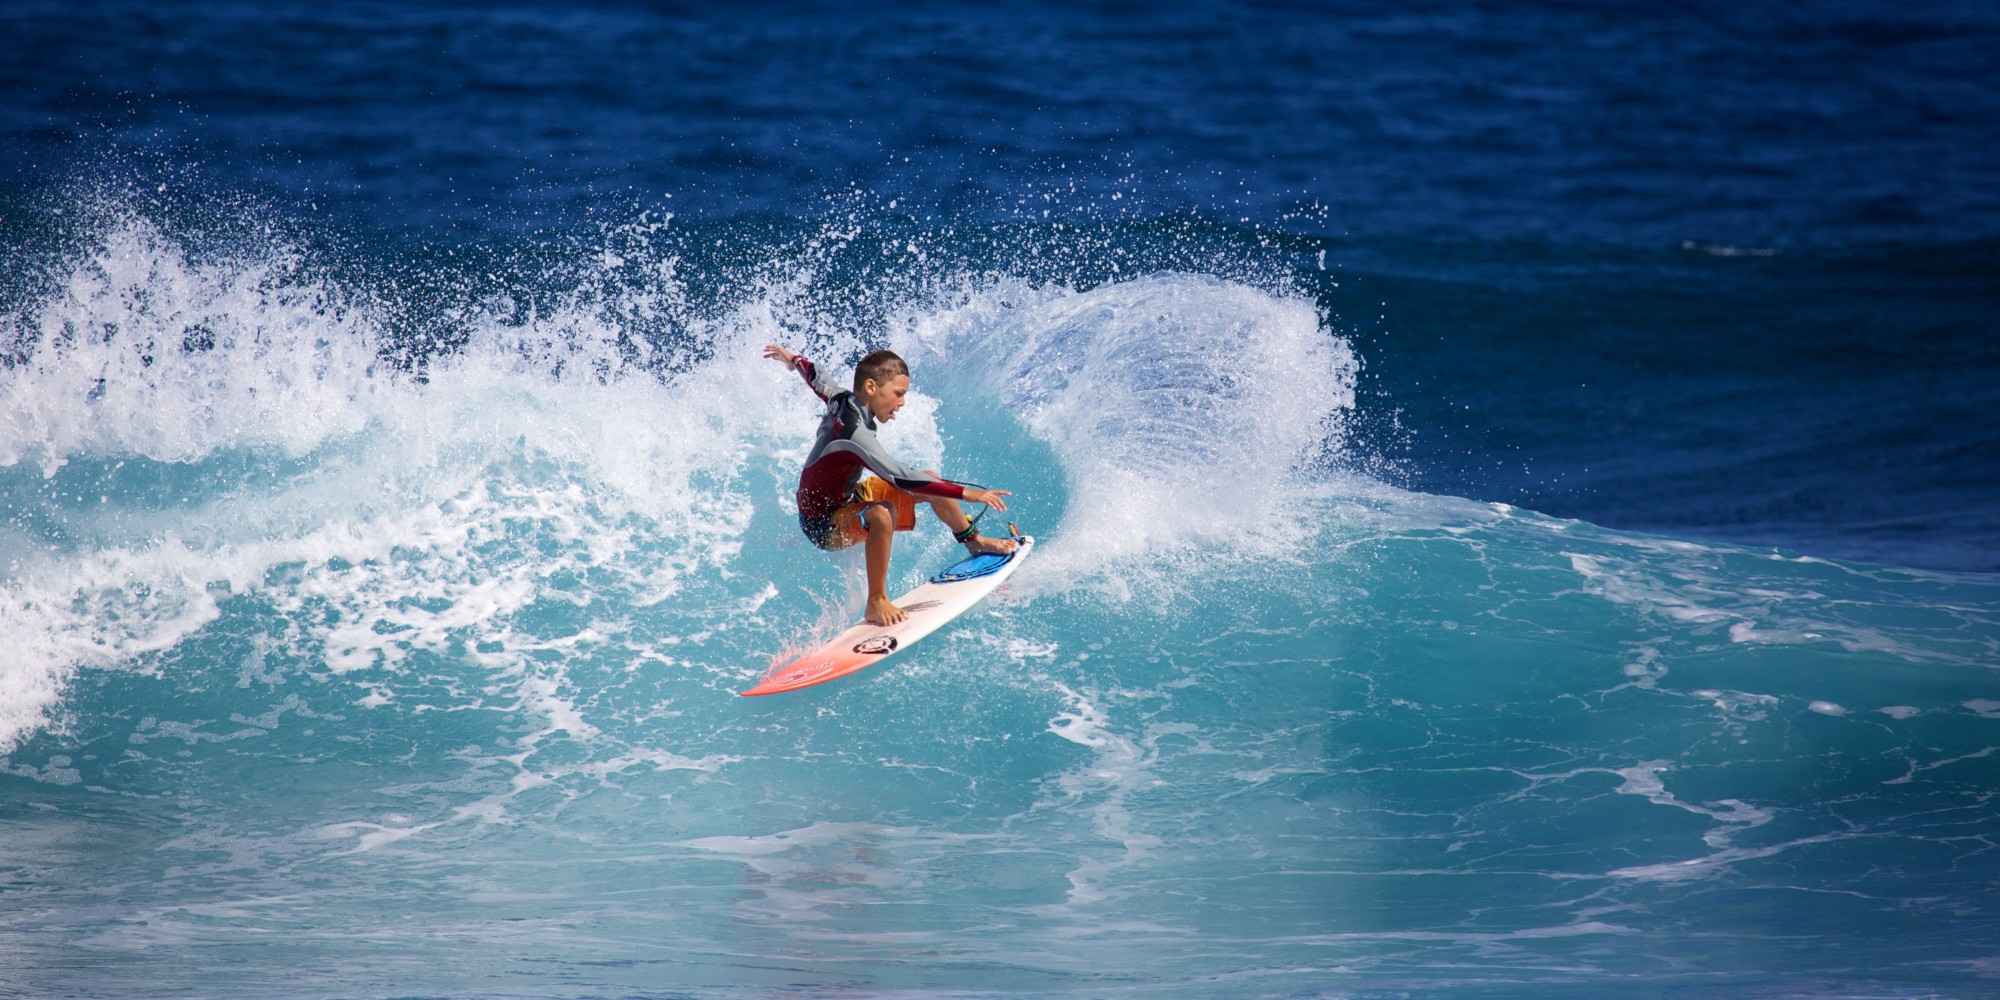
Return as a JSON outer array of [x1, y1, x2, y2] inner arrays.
[[961, 488, 1010, 512], [764, 344, 840, 401]]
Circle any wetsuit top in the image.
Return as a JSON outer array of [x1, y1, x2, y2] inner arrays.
[[787, 355, 966, 523]]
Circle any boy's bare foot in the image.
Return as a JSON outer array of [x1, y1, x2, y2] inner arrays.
[[865, 595, 907, 626], [965, 534, 1018, 556]]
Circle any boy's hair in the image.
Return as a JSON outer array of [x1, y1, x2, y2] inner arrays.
[[853, 349, 910, 391]]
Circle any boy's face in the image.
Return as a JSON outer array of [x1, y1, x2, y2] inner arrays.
[[858, 373, 911, 422]]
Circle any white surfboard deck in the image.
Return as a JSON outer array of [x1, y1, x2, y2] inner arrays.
[[742, 536, 1034, 696]]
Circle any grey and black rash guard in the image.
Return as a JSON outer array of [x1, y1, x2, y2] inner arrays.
[[786, 355, 965, 532]]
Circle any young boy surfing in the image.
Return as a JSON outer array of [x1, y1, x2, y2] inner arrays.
[[765, 344, 1018, 626]]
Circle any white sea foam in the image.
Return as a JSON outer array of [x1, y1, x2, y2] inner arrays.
[[894, 272, 1359, 598], [1563, 536, 1985, 668], [1037, 679, 1167, 909], [1605, 761, 1786, 880], [1, 214, 392, 474], [1609, 833, 1846, 883], [314, 818, 443, 855], [0, 207, 888, 751]]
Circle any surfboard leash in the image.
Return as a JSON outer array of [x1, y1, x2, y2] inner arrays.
[[945, 477, 994, 542]]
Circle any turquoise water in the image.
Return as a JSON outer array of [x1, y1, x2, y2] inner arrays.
[[3, 205, 1997, 997]]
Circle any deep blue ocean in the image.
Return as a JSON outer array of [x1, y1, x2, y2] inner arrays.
[[4, 2, 1998, 997]]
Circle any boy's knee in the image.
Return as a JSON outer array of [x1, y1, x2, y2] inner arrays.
[[863, 503, 893, 530]]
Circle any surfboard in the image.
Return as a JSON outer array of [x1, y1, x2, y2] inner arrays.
[[741, 536, 1035, 696]]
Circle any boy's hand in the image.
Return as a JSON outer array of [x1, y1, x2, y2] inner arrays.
[[964, 488, 1011, 511], [763, 344, 798, 365]]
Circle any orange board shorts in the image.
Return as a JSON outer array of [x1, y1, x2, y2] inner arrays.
[[813, 477, 918, 551]]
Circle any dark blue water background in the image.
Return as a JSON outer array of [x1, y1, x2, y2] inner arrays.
[[6, 0, 1997, 571]]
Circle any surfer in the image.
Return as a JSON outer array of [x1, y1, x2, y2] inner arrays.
[[765, 344, 1018, 626]]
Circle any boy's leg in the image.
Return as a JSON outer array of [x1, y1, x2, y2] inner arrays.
[[861, 502, 906, 626]]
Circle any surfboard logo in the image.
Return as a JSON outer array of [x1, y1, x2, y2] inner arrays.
[[853, 636, 898, 655], [784, 662, 834, 682]]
